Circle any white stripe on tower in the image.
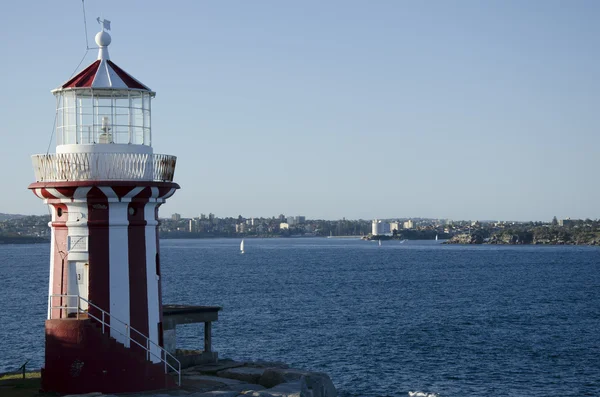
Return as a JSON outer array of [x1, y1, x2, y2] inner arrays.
[[162, 188, 177, 200], [47, 207, 56, 319], [73, 186, 92, 200], [123, 186, 145, 199], [104, 187, 131, 346], [45, 188, 69, 199], [144, 201, 161, 362]]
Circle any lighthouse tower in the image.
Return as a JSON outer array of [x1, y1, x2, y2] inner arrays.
[[29, 21, 180, 394]]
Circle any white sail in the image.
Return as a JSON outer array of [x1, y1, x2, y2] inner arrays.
[[435, 234, 438, 241], [240, 239, 245, 254], [378, 239, 382, 247]]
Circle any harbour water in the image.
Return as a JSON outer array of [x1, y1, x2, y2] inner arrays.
[[1, 238, 599, 396]]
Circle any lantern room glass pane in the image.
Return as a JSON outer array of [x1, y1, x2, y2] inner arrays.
[[62, 92, 77, 144], [132, 126, 144, 144], [115, 97, 129, 114], [143, 110, 150, 130], [55, 89, 153, 147], [131, 93, 142, 109], [142, 93, 150, 110]]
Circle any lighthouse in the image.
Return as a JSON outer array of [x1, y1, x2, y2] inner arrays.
[[29, 20, 180, 394]]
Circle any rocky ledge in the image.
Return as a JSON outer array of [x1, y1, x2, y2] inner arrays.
[[444, 232, 600, 245], [62, 359, 337, 397]]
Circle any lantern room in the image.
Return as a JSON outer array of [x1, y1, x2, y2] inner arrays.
[[52, 29, 154, 149], [31, 23, 176, 184]]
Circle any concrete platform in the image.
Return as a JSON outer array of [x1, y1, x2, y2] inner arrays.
[[163, 305, 222, 366]]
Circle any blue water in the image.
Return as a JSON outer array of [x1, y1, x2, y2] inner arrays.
[[1, 238, 599, 396]]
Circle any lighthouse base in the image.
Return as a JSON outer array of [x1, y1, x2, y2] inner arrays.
[[41, 319, 176, 394]]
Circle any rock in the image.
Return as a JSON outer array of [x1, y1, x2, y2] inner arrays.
[[226, 383, 266, 392], [63, 394, 104, 397], [240, 391, 278, 397], [186, 374, 247, 386], [259, 369, 336, 397], [268, 380, 311, 397], [443, 233, 483, 244], [217, 367, 267, 384], [189, 392, 242, 397], [240, 379, 313, 397]]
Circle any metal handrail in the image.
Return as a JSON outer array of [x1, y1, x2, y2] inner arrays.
[[48, 294, 181, 386]]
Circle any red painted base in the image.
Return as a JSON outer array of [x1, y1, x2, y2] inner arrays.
[[41, 319, 176, 394]]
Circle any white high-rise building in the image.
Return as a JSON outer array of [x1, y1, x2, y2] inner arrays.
[[372, 219, 390, 236]]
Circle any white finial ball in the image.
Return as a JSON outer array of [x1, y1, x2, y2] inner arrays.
[[95, 31, 112, 47]]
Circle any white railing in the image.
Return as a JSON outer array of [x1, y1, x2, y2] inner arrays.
[[48, 294, 181, 386], [31, 153, 176, 182]]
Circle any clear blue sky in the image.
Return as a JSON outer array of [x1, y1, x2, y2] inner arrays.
[[1, 1, 598, 221]]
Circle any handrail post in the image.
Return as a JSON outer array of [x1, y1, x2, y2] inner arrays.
[[102, 311, 105, 334]]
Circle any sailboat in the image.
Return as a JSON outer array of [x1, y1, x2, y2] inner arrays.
[[240, 239, 245, 254], [435, 234, 438, 241], [378, 239, 382, 247]]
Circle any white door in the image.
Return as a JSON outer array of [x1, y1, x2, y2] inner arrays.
[[68, 261, 89, 313]]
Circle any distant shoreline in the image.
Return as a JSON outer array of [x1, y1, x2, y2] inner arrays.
[[0, 235, 49, 244], [4, 233, 599, 246]]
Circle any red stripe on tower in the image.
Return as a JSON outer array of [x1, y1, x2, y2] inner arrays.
[[87, 187, 111, 328], [128, 197, 149, 355]]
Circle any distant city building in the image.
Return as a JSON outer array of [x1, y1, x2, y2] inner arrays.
[[280, 222, 289, 230], [390, 221, 401, 232], [559, 218, 577, 227], [403, 219, 414, 229], [287, 216, 305, 226], [172, 213, 181, 221], [372, 219, 391, 236], [236, 223, 245, 233]]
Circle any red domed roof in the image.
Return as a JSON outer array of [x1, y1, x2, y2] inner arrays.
[[60, 59, 151, 91]]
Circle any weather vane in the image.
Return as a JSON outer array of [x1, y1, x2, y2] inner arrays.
[[96, 17, 111, 31]]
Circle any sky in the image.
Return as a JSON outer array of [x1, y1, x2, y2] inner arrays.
[[0, 1, 598, 222]]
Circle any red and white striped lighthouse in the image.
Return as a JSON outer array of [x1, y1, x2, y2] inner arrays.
[[29, 21, 180, 394]]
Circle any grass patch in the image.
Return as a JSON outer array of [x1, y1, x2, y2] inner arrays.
[[0, 371, 41, 380]]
